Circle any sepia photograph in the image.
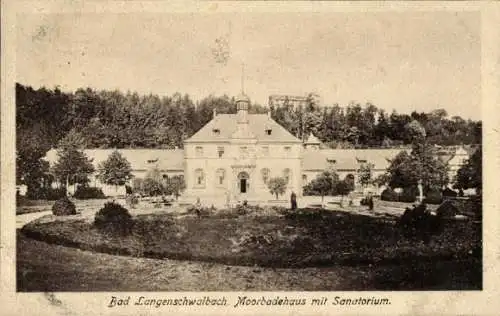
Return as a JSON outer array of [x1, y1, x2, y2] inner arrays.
[[13, 8, 483, 293]]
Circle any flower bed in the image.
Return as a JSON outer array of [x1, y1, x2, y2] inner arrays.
[[21, 208, 481, 268]]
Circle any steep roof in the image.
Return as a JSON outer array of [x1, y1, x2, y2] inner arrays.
[[185, 114, 302, 143], [44, 148, 184, 171], [302, 148, 410, 171]]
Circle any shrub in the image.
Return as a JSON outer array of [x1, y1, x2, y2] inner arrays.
[[423, 188, 443, 205], [398, 203, 443, 243], [435, 200, 458, 218], [52, 197, 76, 216], [442, 187, 458, 198], [73, 186, 106, 199], [186, 205, 211, 217], [28, 187, 67, 200], [94, 202, 133, 235], [399, 186, 418, 203], [380, 188, 398, 201]]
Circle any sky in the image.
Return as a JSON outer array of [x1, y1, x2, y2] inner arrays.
[[16, 11, 481, 119]]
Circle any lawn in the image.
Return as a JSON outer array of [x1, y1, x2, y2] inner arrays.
[[21, 207, 482, 269], [17, 231, 482, 291]]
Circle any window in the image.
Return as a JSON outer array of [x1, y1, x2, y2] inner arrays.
[[302, 174, 308, 185], [216, 169, 225, 186], [217, 146, 225, 158], [284, 146, 291, 154], [261, 146, 269, 156], [194, 169, 205, 187], [213, 128, 220, 135], [261, 168, 270, 184], [195, 146, 203, 157], [283, 168, 291, 184], [266, 128, 272, 135], [240, 146, 248, 158]]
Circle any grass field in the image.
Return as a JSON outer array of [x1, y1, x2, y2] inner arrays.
[[17, 199, 482, 291], [21, 206, 481, 267], [16, 231, 481, 291]]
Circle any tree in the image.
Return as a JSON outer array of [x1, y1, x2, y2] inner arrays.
[[454, 147, 482, 195], [357, 163, 374, 188], [336, 180, 352, 203], [405, 120, 427, 144], [267, 177, 287, 200], [383, 142, 449, 193], [302, 171, 340, 204], [132, 178, 144, 195], [142, 167, 163, 196], [165, 175, 186, 200], [52, 134, 95, 191], [97, 150, 133, 192]]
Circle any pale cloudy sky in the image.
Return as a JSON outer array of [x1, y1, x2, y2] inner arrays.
[[16, 11, 480, 119]]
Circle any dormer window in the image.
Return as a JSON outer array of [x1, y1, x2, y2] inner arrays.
[[213, 128, 220, 135]]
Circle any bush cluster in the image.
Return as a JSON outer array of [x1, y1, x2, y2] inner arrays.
[[380, 188, 399, 202], [435, 200, 458, 218], [381, 187, 443, 204], [28, 187, 67, 200], [186, 205, 212, 217], [399, 186, 418, 203], [398, 203, 443, 243], [442, 187, 458, 198], [52, 197, 76, 216], [423, 188, 443, 205], [94, 202, 133, 235], [73, 186, 106, 199]]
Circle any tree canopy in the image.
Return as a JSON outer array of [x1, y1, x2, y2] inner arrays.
[[51, 136, 95, 188], [97, 150, 133, 189], [381, 142, 449, 192], [267, 177, 287, 200]]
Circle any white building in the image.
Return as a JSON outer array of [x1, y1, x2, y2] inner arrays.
[[183, 93, 302, 202], [40, 94, 475, 200]]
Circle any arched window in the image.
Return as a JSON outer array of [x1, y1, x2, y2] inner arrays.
[[283, 168, 291, 184], [261, 168, 270, 184], [194, 169, 205, 187], [216, 168, 225, 186]]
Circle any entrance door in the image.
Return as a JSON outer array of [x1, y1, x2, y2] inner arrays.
[[237, 171, 250, 194], [240, 179, 247, 193]]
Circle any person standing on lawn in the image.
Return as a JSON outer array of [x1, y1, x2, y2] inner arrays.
[[367, 192, 374, 211], [290, 191, 297, 210]]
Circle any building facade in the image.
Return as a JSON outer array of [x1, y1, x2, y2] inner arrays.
[[183, 93, 302, 202], [40, 93, 474, 199]]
